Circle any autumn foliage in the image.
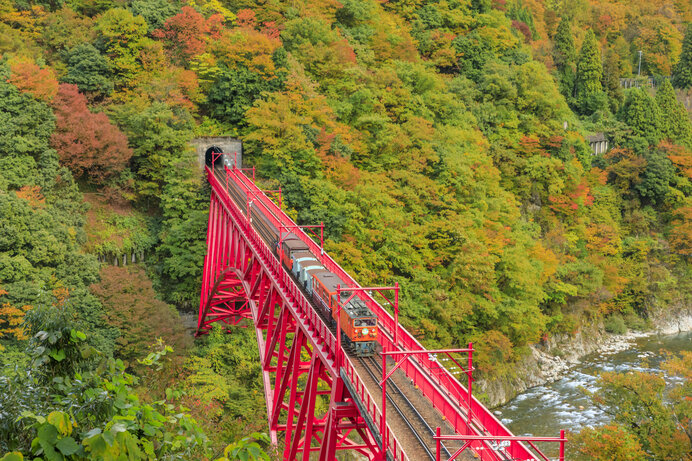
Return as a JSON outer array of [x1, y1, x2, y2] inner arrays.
[[153, 6, 224, 63], [1, 0, 692, 455], [573, 424, 647, 461], [669, 201, 692, 256], [90, 265, 191, 362], [50, 84, 132, 184], [15, 185, 45, 209], [7, 57, 59, 102], [0, 288, 31, 341]]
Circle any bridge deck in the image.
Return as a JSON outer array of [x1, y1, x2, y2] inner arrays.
[[348, 354, 474, 461]]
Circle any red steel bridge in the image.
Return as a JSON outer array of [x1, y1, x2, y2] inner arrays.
[[197, 158, 566, 461]]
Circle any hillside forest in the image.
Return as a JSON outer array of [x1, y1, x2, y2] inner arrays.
[[0, 0, 691, 459]]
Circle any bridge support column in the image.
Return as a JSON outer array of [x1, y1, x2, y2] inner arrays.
[[319, 376, 345, 461]]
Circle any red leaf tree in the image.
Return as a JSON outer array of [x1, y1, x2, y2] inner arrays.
[[50, 84, 132, 184], [153, 6, 224, 64]]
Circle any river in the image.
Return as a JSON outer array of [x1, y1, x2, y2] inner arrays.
[[495, 330, 691, 455]]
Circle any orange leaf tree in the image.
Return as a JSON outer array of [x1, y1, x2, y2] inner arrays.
[[7, 57, 58, 103], [0, 287, 32, 341]]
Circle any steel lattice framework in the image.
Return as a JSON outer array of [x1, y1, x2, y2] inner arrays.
[[198, 164, 563, 461]]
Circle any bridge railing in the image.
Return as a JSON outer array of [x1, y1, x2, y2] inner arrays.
[[212, 166, 411, 460], [226, 167, 545, 460], [342, 359, 409, 461]]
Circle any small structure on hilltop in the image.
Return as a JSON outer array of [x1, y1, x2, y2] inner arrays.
[[190, 137, 243, 170], [588, 132, 608, 155], [620, 77, 656, 89]]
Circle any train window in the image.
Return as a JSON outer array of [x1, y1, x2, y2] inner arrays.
[[354, 319, 363, 327], [364, 318, 376, 326]]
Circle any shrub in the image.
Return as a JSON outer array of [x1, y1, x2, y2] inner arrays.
[[604, 314, 627, 334], [624, 313, 648, 331]]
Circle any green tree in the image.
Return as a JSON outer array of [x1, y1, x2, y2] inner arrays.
[[206, 64, 284, 127], [602, 49, 624, 113], [68, 0, 118, 17], [0, 78, 55, 163], [602, 371, 690, 458], [656, 79, 691, 145], [451, 31, 495, 82], [552, 18, 576, 100], [109, 101, 195, 201], [40, 8, 97, 55], [636, 148, 677, 205], [216, 433, 270, 461], [0, 303, 207, 457], [574, 30, 605, 114], [672, 24, 692, 89], [663, 351, 692, 442], [619, 88, 663, 145], [155, 159, 209, 307], [95, 8, 148, 86], [470, 0, 491, 14], [129, 0, 178, 31], [62, 43, 113, 97]]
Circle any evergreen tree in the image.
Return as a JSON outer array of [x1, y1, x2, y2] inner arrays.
[[575, 30, 605, 114], [672, 24, 692, 89], [602, 49, 624, 113], [656, 79, 692, 145], [470, 0, 491, 14], [619, 88, 663, 144], [129, 0, 178, 31], [63, 43, 114, 97], [553, 18, 576, 99]]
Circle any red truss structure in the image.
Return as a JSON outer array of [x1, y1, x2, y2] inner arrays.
[[198, 163, 565, 461]]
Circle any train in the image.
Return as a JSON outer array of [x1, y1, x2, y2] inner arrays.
[[205, 146, 378, 356]]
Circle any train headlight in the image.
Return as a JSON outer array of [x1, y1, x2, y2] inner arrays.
[[362, 328, 368, 336]]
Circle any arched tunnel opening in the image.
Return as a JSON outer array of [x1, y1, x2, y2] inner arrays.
[[205, 145, 225, 168]]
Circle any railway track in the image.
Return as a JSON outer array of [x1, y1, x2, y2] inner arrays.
[[358, 355, 454, 460]]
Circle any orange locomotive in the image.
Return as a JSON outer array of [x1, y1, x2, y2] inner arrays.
[[311, 272, 377, 355]]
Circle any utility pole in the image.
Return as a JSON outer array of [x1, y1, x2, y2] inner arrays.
[[638, 50, 642, 76]]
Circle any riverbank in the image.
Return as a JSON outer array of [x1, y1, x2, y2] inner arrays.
[[477, 307, 692, 407], [497, 329, 692, 447]]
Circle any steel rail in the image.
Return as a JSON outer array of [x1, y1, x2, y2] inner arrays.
[[365, 356, 454, 460], [359, 357, 436, 460]]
